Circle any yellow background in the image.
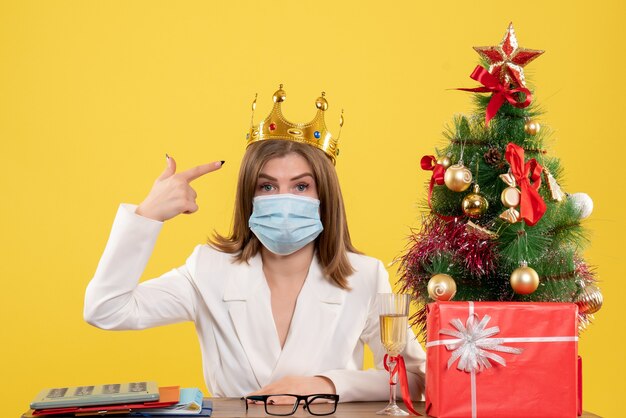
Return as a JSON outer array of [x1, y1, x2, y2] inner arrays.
[[1, 1, 623, 416]]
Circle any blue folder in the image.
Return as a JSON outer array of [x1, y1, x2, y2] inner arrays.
[[128, 399, 212, 417]]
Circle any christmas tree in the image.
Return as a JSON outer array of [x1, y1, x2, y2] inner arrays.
[[397, 23, 602, 339]]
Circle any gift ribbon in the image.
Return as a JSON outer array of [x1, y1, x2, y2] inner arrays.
[[420, 155, 458, 222], [426, 302, 578, 418], [458, 65, 533, 125], [383, 354, 421, 416], [439, 312, 523, 373], [504, 143, 547, 226]]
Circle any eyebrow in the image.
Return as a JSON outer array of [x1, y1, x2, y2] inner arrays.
[[257, 172, 314, 182]]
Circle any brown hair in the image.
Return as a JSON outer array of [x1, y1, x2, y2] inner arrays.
[[208, 140, 361, 289]]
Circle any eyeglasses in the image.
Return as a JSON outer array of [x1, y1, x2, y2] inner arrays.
[[243, 394, 339, 416]]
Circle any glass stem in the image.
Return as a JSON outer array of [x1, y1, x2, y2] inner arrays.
[[388, 357, 398, 407]]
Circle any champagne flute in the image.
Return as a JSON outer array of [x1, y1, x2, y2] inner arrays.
[[377, 293, 410, 416]]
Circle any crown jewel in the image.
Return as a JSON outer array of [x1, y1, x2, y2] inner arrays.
[[246, 85, 343, 164]]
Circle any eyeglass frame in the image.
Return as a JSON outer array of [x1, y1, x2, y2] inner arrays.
[[242, 393, 339, 416]]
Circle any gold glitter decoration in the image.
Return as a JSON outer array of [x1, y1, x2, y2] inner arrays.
[[466, 220, 498, 239], [576, 284, 603, 314], [544, 168, 566, 202]]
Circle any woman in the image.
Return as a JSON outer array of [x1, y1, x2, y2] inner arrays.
[[84, 87, 426, 403]]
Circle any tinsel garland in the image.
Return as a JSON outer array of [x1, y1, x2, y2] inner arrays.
[[396, 216, 500, 338], [396, 216, 598, 340], [396, 216, 597, 339]]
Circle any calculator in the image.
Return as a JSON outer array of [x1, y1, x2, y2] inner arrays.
[[30, 381, 159, 409]]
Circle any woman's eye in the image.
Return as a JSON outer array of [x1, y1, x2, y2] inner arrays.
[[295, 183, 308, 192], [260, 184, 275, 192]]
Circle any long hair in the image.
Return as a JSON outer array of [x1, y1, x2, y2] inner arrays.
[[208, 140, 361, 289]]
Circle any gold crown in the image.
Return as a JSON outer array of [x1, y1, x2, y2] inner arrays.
[[246, 85, 343, 164]]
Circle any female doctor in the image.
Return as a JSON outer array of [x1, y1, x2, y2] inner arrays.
[[84, 87, 426, 403]]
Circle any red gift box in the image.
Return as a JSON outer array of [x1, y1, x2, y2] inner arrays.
[[425, 301, 579, 418]]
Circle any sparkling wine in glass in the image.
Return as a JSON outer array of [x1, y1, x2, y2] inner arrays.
[[377, 293, 410, 416]]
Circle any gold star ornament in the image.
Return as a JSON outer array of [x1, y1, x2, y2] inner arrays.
[[473, 23, 544, 88]]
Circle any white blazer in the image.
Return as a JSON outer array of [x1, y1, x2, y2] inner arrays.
[[84, 204, 426, 402]]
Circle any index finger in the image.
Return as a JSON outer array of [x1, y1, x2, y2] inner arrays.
[[179, 161, 224, 182]]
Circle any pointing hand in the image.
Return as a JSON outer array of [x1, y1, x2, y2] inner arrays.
[[135, 155, 225, 221]]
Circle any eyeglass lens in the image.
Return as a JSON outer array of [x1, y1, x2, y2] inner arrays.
[[263, 395, 337, 416], [265, 395, 299, 416], [306, 395, 337, 415]]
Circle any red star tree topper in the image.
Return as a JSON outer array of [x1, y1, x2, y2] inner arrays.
[[473, 22, 544, 88]]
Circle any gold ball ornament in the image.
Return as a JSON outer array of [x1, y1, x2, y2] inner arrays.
[[462, 184, 489, 218], [315, 93, 329, 111], [437, 155, 452, 169], [510, 265, 540, 295], [524, 119, 541, 136], [444, 164, 473, 192], [427, 274, 457, 301], [273, 85, 286, 103], [576, 284, 603, 314]]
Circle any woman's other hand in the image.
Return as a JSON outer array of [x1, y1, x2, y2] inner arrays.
[[135, 155, 224, 221]]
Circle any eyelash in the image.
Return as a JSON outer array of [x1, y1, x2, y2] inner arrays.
[[259, 183, 309, 192]]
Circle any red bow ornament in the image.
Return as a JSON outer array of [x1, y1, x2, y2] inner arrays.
[[421, 155, 445, 211], [384, 354, 421, 416], [499, 143, 546, 226], [421, 155, 445, 191], [421, 155, 464, 222], [458, 66, 533, 125]]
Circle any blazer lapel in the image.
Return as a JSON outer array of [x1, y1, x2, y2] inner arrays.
[[269, 254, 346, 382], [223, 253, 281, 388]]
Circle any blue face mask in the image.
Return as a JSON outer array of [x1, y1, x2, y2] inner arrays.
[[249, 194, 324, 256]]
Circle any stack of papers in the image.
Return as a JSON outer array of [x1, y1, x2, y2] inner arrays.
[[22, 383, 211, 417], [135, 388, 207, 416]]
